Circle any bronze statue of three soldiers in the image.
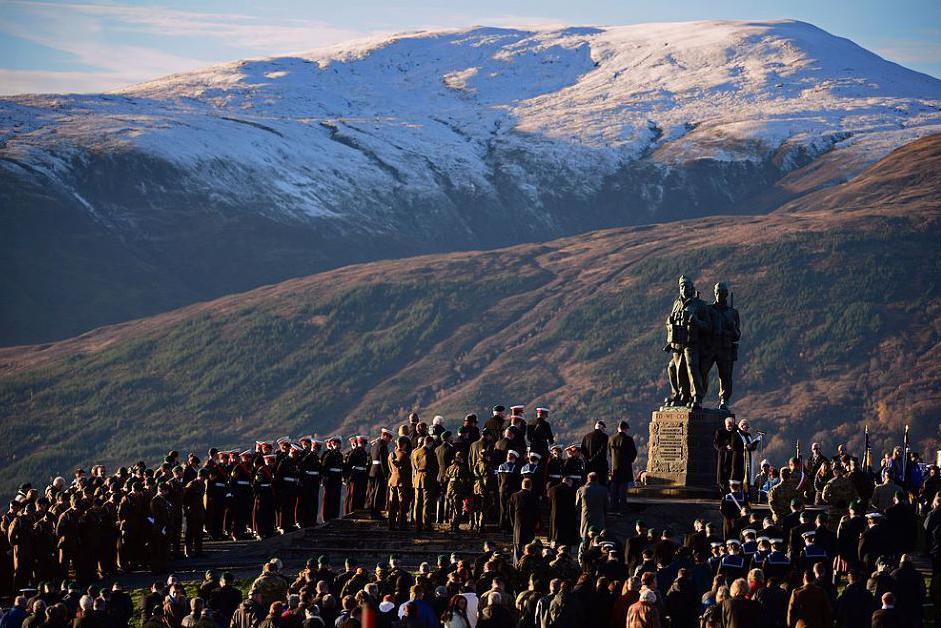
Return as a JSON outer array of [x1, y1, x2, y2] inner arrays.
[[664, 275, 741, 411]]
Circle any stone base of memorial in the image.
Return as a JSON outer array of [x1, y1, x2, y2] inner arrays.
[[635, 406, 733, 498]]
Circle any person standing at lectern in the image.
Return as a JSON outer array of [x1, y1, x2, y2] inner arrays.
[[714, 417, 737, 493], [731, 420, 762, 487]]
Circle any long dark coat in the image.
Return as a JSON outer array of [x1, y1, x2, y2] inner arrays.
[[548, 482, 578, 546]]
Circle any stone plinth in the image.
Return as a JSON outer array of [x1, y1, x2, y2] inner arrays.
[[644, 407, 732, 489]]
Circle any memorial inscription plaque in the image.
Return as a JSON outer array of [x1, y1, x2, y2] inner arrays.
[[645, 407, 730, 489]]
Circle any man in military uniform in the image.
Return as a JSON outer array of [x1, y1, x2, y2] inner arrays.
[[252, 455, 277, 538], [275, 445, 301, 531], [562, 445, 586, 488], [435, 431, 456, 523], [484, 406, 506, 435], [387, 436, 412, 530], [527, 408, 554, 457], [469, 429, 497, 529], [545, 445, 565, 491], [497, 450, 522, 531], [321, 437, 344, 521], [366, 429, 392, 518], [703, 282, 741, 410], [720, 479, 749, 540], [182, 468, 208, 558], [444, 451, 472, 532], [821, 463, 858, 528], [149, 482, 174, 573], [117, 482, 147, 570], [8, 501, 36, 590], [664, 275, 712, 409], [296, 437, 321, 528], [343, 436, 369, 515], [226, 451, 254, 539], [411, 435, 439, 534], [203, 450, 228, 541]]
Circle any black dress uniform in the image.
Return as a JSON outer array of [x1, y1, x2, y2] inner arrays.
[[252, 462, 276, 538], [366, 435, 390, 516], [296, 446, 322, 527], [225, 458, 253, 539], [343, 443, 369, 515], [275, 453, 300, 530], [321, 444, 344, 521]]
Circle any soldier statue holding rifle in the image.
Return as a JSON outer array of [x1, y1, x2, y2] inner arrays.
[[664, 275, 713, 409]]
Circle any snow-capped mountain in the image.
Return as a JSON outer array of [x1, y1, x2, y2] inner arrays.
[[2, 20, 940, 345]]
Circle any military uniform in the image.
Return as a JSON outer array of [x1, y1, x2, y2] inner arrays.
[[182, 475, 207, 557], [296, 446, 322, 527], [387, 446, 412, 530], [8, 508, 36, 590], [343, 442, 369, 515], [497, 457, 521, 531], [251, 463, 276, 538], [720, 487, 748, 540], [411, 443, 439, 532], [365, 436, 390, 516], [768, 476, 800, 523], [821, 474, 857, 528], [225, 458, 254, 538], [444, 459, 473, 532], [149, 489, 173, 573], [321, 444, 344, 521], [275, 453, 300, 530]]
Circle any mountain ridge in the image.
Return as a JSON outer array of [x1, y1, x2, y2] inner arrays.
[[3, 20, 941, 345]]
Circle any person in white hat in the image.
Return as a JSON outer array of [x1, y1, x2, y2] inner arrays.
[[497, 450, 521, 531]]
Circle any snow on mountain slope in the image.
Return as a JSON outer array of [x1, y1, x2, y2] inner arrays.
[[2, 20, 941, 346], [3, 20, 940, 223]]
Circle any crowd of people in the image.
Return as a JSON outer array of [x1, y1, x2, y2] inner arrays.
[[2, 404, 940, 628]]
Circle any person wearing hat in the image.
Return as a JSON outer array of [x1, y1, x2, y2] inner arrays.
[[527, 407, 554, 458], [204, 450, 231, 541], [484, 406, 506, 436], [544, 445, 565, 492], [562, 444, 586, 488], [496, 450, 522, 532], [224, 451, 254, 540], [717, 540, 747, 581], [386, 436, 413, 532], [468, 429, 498, 530], [609, 420, 638, 513], [366, 429, 392, 519], [148, 483, 174, 573], [275, 445, 301, 532], [343, 436, 369, 516], [411, 435, 440, 534], [720, 479, 749, 540], [443, 451, 472, 532], [252, 455, 277, 539], [520, 451, 545, 499], [460, 414, 481, 447], [580, 421, 610, 485], [320, 437, 344, 522], [296, 438, 322, 528], [434, 431, 456, 524], [181, 469, 208, 558]]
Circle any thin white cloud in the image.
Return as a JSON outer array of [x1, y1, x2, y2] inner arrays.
[[0, 1, 369, 94]]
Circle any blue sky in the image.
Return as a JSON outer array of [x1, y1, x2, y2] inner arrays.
[[1, 0, 939, 95]]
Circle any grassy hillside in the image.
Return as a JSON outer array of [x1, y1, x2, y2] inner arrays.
[[1, 135, 939, 496]]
